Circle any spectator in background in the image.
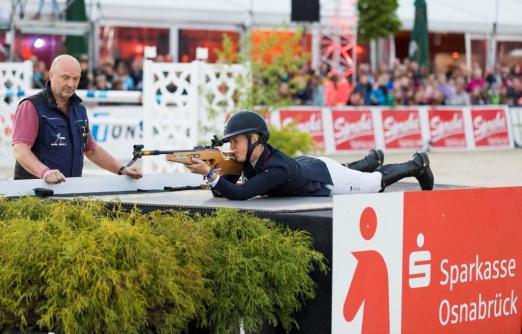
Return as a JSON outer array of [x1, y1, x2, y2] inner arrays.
[[486, 64, 502, 88], [32, 60, 47, 89], [114, 60, 135, 90], [102, 61, 115, 84], [431, 90, 446, 106], [409, 62, 424, 88], [309, 73, 325, 106], [395, 76, 414, 106], [278, 82, 291, 101], [470, 87, 486, 105], [358, 63, 374, 83], [111, 78, 124, 91], [467, 68, 486, 93], [354, 73, 372, 105], [413, 85, 428, 105], [293, 69, 312, 105], [318, 63, 330, 77], [324, 73, 351, 106], [78, 55, 92, 90], [130, 58, 144, 90], [447, 77, 470, 106], [436, 73, 454, 101], [506, 77, 522, 106], [369, 73, 389, 105], [423, 74, 438, 104], [348, 90, 365, 106], [485, 83, 505, 105], [95, 74, 110, 91]]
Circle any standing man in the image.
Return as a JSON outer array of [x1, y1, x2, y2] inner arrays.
[[12, 54, 142, 184]]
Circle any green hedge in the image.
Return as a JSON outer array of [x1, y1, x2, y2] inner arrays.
[[0, 198, 326, 334]]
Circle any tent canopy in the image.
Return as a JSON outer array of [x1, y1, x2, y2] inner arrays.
[[89, 0, 522, 35]]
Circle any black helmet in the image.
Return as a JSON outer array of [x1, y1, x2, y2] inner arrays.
[[222, 111, 270, 143]]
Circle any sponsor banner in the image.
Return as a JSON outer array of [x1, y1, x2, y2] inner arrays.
[[402, 188, 522, 333], [381, 109, 423, 149], [428, 109, 467, 148], [87, 106, 143, 160], [332, 187, 522, 333], [332, 193, 404, 333], [279, 109, 325, 148], [331, 109, 376, 151], [471, 108, 511, 148]]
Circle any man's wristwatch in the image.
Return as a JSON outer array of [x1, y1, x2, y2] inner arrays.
[[118, 166, 126, 175]]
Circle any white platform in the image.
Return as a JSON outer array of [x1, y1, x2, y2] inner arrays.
[[0, 173, 202, 197]]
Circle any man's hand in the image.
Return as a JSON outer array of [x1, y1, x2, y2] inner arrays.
[[42, 169, 66, 184], [121, 166, 143, 179], [185, 158, 211, 176]]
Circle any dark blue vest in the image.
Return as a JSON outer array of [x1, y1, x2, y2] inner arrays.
[[14, 83, 89, 179]]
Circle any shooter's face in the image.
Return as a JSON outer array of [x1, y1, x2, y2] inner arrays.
[[228, 134, 249, 163]]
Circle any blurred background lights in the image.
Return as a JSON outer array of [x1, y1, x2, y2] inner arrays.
[[33, 38, 45, 49]]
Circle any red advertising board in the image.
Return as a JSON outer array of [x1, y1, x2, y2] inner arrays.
[[279, 109, 324, 148], [402, 188, 522, 333], [333, 187, 522, 334], [381, 109, 423, 149], [332, 109, 376, 150], [428, 109, 467, 148], [471, 108, 511, 147]]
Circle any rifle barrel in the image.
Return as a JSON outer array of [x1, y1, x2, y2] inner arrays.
[[141, 148, 222, 156]]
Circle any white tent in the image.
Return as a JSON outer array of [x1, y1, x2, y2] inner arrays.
[[87, 0, 522, 36], [398, 0, 522, 35], [4, 0, 521, 35]]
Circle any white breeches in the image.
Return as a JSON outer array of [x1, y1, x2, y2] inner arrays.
[[317, 157, 383, 195]]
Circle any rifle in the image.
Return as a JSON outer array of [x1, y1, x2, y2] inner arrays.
[[126, 136, 243, 176]]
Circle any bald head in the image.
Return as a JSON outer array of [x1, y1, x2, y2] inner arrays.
[[50, 54, 81, 74], [49, 54, 81, 104]]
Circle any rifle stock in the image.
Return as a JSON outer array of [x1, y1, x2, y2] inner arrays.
[[166, 150, 243, 176]]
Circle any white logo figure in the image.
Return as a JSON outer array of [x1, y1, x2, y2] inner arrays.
[[51, 133, 66, 147], [408, 233, 431, 288]]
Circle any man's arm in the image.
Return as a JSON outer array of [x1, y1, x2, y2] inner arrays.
[[11, 100, 65, 184], [85, 145, 142, 178], [12, 144, 45, 178]]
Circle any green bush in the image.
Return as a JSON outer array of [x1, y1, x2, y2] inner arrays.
[[200, 209, 326, 333], [268, 123, 317, 157], [0, 198, 326, 334], [0, 199, 209, 334]]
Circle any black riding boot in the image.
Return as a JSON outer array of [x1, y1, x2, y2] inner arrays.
[[379, 152, 434, 191], [344, 149, 384, 172]]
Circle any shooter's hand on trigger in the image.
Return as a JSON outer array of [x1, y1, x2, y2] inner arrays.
[[185, 158, 212, 176]]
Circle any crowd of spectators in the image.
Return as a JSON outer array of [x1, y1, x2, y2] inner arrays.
[[29, 54, 522, 107], [292, 59, 522, 107], [31, 54, 150, 92]]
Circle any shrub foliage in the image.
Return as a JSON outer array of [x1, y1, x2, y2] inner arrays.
[[0, 198, 326, 333]]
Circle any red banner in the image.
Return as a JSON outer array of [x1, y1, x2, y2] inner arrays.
[[428, 109, 467, 148], [333, 187, 522, 334], [332, 109, 375, 150], [279, 109, 324, 148], [381, 109, 423, 149], [471, 108, 510, 147], [402, 188, 522, 333]]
